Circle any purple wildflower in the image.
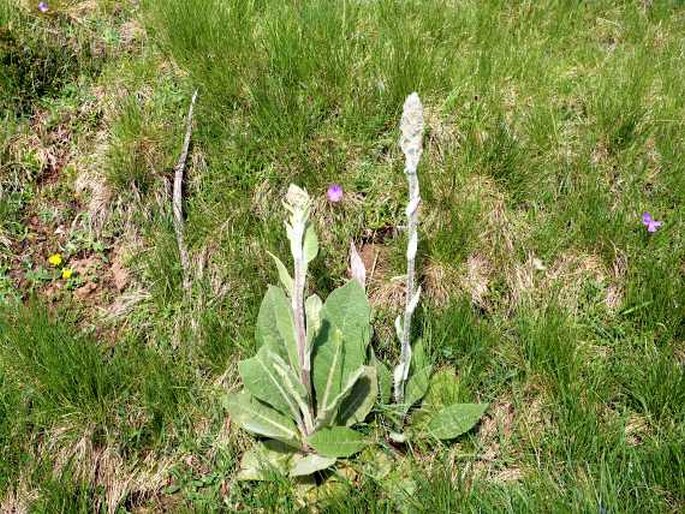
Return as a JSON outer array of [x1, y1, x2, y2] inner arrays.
[[327, 184, 343, 203], [641, 212, 662, 233], [38, 2, 48, 12]]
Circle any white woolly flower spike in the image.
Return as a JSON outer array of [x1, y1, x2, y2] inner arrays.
[[399, 92, 424, 174], [284, 184, 311, 214]]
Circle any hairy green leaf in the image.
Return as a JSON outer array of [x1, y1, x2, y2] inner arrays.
[[307, 427, 367, 458], [321, 280, 370, 372], [424, 367, 460, 410], [267, 252, 293, 296], [371, 351, 392, 404], [303, 223, 318, 264], [305, 293, 323, 348], [225, 392, 301, 448], [255, 285, 299, 374], [270, 353, 314, 433], [403, 339, 431, 414], [312, 326, 345, 421], [290, 454, 337, 477], [336, 366, 377, 427], [316, 366, 366, 426], [409, 367, 460, 432], [238, 347, 302, 422], [237, 440, 294, 480], [428, 403, 488, 440]]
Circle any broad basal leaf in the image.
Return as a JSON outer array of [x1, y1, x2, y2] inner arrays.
[[307, 427, 367, 458], [238, 347, 303, 422], [403, 339, 431, 414], [237, 440, 294, 480], [290, 454, 337, 477], [321, 280, 370, 374], [409, 366, 460, 432], [225, 392, 301, 448], [358, 446, 394, 480], [423, 367, 460, 410], [255, 285, 299, 374], [270, 353, 315, 433], [428, 403, 488, 440], [316, 366, 365, 426], [336, 366, 378, 427], [312, 326, 345, 422], [312, 282, 372, 419]]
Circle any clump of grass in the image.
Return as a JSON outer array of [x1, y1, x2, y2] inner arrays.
[[0, 1, 104, 115], [0, 301, 232, 510]]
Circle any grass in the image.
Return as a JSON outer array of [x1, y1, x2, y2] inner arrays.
[[1, 0, 684, 511]]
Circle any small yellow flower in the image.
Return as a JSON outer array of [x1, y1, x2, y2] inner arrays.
[[48, 253, 63, 266], [62, 268, 73, 279]]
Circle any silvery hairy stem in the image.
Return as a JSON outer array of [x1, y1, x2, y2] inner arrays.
[[393, 93, 424, 404], [284, 185, 314, 433]]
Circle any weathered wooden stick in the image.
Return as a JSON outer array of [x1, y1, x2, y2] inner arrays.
[[173, 90, 198, 294]]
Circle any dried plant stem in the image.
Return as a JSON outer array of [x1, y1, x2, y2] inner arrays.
[[173, 90, 198, 294]]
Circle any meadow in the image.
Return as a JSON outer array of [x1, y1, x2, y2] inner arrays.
[[1, 0, 683, 512]]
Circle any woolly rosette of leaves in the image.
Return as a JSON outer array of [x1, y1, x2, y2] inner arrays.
[[224, 185, 377, 480], [387, 339, 488, 443]]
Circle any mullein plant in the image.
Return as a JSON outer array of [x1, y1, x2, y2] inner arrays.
[[388, 93, 487, 442], [225, 185, 377, 480]]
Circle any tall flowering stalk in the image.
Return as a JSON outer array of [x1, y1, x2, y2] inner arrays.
[[283, 185, 316, 417], [393, 93, 424, 404]]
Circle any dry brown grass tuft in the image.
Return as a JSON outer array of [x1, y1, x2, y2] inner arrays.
[[369, 277, 406, 315], [624, 414, 650, 447], [479, 401, 516, 451], [0, 472, 38, 514], [472, 400, 526, 483], [74, 168, 113, 235], [102, 290, 150, 322], [606, 248, 628, 312], [423, 106, 463, 166], [350, 242, 403, 313], [675, 346, 685, 367], [505, 250, 611, 314], [591, 139, 610, 168], [422, 259, 460, 308], [467, 176, 522, 260], [422, 255, 494, 311], [118, 20, 147, 50], [63, 0, 100, 18], [193, 244, 233, 305], [73, 86, 115, 234], [250, 180, 278, 222], [461, 253, 494, 310], [505, 253, 543, 310], [544, 251, 606, 306], [518, 381, 554, 446]]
